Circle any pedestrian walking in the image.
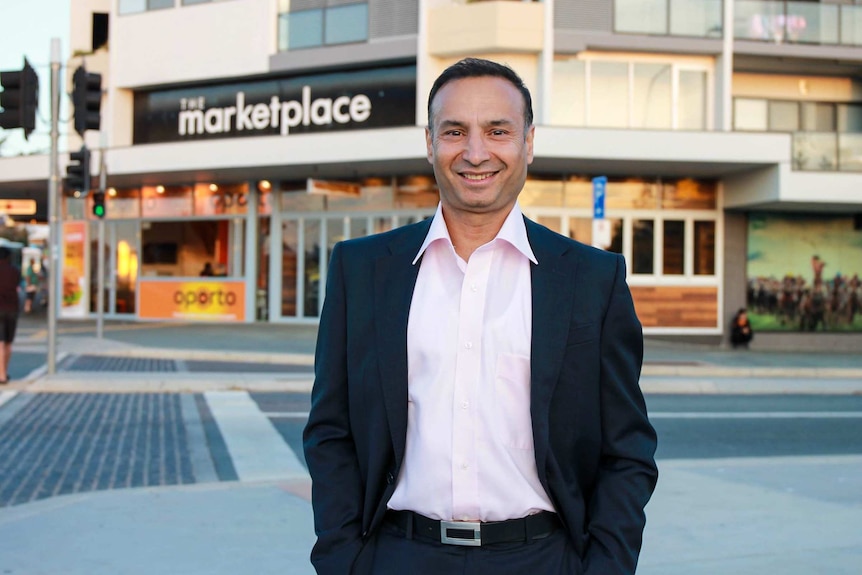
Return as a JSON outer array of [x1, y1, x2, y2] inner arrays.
[[0, 247, 21, 383], [303, 58, 658, 575], [23, 260, 39, 313]]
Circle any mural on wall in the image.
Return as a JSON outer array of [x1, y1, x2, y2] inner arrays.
[[747, 213, 862, 332]]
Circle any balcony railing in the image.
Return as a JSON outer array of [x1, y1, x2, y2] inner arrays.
[[615, 0, 862, 46], [792, 132, 862, 172], [615, 0, 723, 37], [733, 0, 862, 45]]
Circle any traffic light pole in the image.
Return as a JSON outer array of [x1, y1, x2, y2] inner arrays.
[[47, 39, 60, 375], [96, 145, 106, 340]]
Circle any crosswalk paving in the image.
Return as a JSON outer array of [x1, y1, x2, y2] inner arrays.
[[0, 390, 310, 507], [203, 391, 309, 482]]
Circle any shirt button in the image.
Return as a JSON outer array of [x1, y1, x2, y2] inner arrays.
[[461, 401, 469, 410], [470, 284, 478, 292], [465, 342, 473, 350], [461, 462, 469, 469]]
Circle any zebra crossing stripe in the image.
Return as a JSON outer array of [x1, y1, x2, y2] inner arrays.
[[0, 391, 18, 409], [204, 391, 309, 482]]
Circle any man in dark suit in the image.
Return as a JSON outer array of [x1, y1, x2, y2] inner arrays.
[[303, 58, 658, 575]]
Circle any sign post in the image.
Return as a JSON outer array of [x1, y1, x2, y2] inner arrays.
[[591, 176, 611, 249]]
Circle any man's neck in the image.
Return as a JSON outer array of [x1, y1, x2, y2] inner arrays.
[[442, 206, 511, 261]]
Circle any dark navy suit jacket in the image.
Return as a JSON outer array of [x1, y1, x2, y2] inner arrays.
[[303, 216, 658, 575]]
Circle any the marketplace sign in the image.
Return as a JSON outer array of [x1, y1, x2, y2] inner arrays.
[[133, 65, 416, 144]]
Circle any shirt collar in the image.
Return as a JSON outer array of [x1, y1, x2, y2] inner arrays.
[[412, 202, 538, 265]]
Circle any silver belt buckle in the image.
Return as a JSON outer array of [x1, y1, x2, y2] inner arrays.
[[440, 520, 482, 547]]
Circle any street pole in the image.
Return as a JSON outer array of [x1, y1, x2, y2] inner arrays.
[[47, 38, 61, 375], [96, 145, 106, 339]]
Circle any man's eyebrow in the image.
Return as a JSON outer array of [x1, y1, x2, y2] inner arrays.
[[436, 118, 517, 130]]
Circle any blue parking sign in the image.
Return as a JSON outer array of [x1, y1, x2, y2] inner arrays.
[[592, 176, 607, 219]]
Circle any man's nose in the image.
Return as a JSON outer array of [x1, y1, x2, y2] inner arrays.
[[461, 132, 491, 165]]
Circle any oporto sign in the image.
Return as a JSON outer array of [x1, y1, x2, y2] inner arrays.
[[133, 65, 417, 144]]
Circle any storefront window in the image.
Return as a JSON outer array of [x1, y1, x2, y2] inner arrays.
[[661, 179, 717, 210], [663, 220, 685, 275], [694, 221, 716, 275], [105, 187, 141, 219], [193, 182, 249, 216], [633, 220, 655, 274], [303, 220, 321, 317], [142, 185, 193, 218], [281, 220, 299, 317], [520, 179, 564, 207], [140, 220, 235, 278]]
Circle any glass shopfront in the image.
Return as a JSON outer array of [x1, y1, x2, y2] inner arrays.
[[62, 172, 721, 331]]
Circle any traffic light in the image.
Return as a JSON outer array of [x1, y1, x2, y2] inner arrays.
[[92, 191, 106, 218], [72, 65, 102, 136], [65, 145, 91, 193], [0, 58, 39, 140]]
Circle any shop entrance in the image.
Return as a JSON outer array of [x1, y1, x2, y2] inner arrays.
[[89, 220, 140, 316]]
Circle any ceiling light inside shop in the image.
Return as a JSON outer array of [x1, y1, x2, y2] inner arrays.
[[209, 184, 218, 192], [258, 180, 272, 191], [107, 187, 117, 197], [156, 185, 165, 194]]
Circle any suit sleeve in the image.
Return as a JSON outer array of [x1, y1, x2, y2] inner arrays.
[[302, 243, 367, 574], [584, 255, 659, 575]]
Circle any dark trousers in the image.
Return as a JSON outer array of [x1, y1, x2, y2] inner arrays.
[[354, 522, 584, 575]]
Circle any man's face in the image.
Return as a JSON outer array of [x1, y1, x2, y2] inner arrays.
[[426, 76, 534, 221]]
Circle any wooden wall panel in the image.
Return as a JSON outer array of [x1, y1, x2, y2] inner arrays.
[[630, 286, 718, 328]]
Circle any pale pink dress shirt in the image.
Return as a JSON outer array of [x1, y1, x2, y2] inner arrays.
[[387, 202, 556, 522]]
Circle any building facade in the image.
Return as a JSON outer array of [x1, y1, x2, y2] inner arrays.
[[1, 0, 861, 350]]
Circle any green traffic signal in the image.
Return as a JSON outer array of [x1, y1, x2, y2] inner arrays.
[[92, 191, 106, 218]]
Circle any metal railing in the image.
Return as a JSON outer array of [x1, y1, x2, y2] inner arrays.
[[615, 0, 862, 46], [792, 132, 862, 172]]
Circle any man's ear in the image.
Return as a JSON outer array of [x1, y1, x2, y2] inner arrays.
[[525, 124, 535, 165], [425, 126, 434, 165]]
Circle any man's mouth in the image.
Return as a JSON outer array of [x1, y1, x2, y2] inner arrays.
[[461, 172, 496, 181]]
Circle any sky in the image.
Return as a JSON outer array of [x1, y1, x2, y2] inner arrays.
[[0, 0, 71, 156]]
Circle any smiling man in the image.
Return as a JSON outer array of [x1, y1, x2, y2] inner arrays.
[[303, 58, 658, 575]]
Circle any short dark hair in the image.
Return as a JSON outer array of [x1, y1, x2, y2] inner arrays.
[[427, 57, 534, 132]]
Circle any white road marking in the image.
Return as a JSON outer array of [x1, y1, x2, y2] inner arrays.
[[204, 391, 308, 482], [650, 411, 862, 419], [0, 391, 18, 408]]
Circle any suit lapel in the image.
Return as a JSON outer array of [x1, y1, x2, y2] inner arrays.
[[374, 220, 431, 464], [526, 219, 577, 486]]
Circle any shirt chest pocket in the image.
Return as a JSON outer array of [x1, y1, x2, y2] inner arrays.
[[494, 354, 534, 450]]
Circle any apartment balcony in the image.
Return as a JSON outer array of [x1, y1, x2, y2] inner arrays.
[[614, 0, 862, 47], [735, 0, 862, 46], [614, 0, 723, 38], [427, 0, 544, 57], [793, 132, 862, 172]]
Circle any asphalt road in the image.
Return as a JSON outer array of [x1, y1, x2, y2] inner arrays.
[[2, 389, 861, 508]]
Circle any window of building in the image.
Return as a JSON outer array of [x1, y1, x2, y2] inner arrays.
[[694, 221, 715, 275], [615, 0, 722, 37], [632, 220, 655, 275], [278, 2, 369, 51], [92, 13, 109, 51], [119, 0, 174, 14], [552, 56, 711, 131], [662, 220, 685, 275]]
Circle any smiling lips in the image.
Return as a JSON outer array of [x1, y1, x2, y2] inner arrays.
[[461, 172, 497, 181]]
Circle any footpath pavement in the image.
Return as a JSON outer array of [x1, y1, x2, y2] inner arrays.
[[0, 316, 860, 574]]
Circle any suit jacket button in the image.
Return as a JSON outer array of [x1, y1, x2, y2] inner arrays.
[[386, 471, 395, 484]]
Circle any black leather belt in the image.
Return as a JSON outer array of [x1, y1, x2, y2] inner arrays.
[[384, 510, 561, 547]]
